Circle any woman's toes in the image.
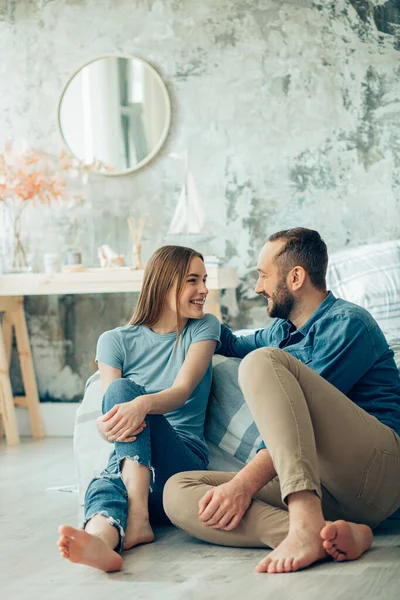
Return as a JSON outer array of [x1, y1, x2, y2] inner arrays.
[[59, 545, 69, 557], [57, 536, 69, 548]]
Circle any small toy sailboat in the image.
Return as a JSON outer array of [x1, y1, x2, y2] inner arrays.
[[168, 150, 206, 235]]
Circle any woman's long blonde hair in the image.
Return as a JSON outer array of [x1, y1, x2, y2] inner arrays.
[[129, 245, 204, 333]]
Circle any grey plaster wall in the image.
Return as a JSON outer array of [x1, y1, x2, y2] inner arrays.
[[1, 0, 400, 400]]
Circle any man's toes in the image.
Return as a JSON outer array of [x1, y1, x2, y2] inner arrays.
[[267, 560, 278, 574], [284, 558, 294, 573], [291, 558, 302, 572], [322, 540, 333, 552], [276, 558, 285, 573], [337, 552, 346, 561], [324, 540, 341, 558], [320, 523, 338, 542], [256, 557, 271, 573]]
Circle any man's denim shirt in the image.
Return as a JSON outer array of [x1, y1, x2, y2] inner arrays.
[[218, 292, 400, 438]]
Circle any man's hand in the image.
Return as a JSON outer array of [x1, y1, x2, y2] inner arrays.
[[101, 397, 149, 442], [198, 479, 253, 531]]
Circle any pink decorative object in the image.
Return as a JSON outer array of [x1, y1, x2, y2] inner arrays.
[[97, 245, 125, 268], [0, 142, 88, 271], [0, 141, 68, 206]]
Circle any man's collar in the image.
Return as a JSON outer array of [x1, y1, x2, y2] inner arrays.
[[295, 291, 336, 336], [277, 292, 336, 336]]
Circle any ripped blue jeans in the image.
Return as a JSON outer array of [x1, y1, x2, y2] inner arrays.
[[83, 378, 207, 553]]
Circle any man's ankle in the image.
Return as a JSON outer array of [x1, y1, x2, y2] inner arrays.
[[287, 490, 324, 528]]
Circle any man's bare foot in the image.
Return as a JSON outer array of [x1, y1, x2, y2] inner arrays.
[[256, 527, 327, 574], [320, 520, 373, 561], [124, 512, 155, 550], [57, 525, 123, 572]]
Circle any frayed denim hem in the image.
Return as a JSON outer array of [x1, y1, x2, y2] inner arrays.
[[82, 511, 125, 554], [110, 454, 156, 492]]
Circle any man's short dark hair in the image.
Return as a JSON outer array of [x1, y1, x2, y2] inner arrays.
[[268, 228, 328, 291]]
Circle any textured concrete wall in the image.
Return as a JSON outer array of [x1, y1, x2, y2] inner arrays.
[[1, 0, 400, 400]]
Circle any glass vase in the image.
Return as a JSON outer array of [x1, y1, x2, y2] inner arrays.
[[1, 201, 31, 273]]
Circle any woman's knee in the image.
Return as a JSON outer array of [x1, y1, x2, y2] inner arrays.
[[102, 378, 143, 413]]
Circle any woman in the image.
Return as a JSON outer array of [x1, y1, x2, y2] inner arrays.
[[57, 245, 220, 572]]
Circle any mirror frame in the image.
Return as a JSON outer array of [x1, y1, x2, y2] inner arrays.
[[57, 53, 172, 176]]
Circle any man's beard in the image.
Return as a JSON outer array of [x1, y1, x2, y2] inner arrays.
[[268, 278, 295, 320]]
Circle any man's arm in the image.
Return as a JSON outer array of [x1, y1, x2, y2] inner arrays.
[[302, 314, 386, 395], [218, 323, 275, 358]]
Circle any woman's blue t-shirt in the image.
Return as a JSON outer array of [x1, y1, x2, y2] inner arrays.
[[96, 313, 221, 462]]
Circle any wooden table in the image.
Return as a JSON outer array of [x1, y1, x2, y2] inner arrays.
[[0, 266, 238, 445]]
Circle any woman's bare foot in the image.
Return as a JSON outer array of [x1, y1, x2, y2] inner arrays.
[[256, 526, 327, 574], [123, 511, 155, 550], [320, 520, 373, 561], [57, 525, 123, 572]]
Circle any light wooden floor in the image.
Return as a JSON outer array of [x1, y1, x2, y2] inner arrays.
[[1, 438, 400, 600]]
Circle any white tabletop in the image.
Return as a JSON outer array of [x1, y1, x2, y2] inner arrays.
[[0, 266, 238, 296]]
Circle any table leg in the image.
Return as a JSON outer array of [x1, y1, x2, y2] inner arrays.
[[0, 323, 19, 445], [0, 313, 12, 440], [11, 298, 44, 439], [2, 312, 12, 366]]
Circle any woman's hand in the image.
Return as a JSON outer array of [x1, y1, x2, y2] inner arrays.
[[101, 397, 149, 442], [96, 415, 146, 443]]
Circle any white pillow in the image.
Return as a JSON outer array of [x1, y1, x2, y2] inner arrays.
[[73, 372, 111, 505], [327, 240, 400, 333]]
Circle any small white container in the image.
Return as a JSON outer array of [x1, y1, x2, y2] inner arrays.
[[43, 253, 60, 274]]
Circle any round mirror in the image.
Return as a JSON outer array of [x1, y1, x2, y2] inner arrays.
[[58, 55, 171, 175]]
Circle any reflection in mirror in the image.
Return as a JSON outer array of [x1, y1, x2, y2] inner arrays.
[[58, 56, 171, 175]]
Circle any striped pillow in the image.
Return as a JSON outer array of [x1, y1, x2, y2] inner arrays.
[[205, 355, 262, 465], [327, 240, 400, 333]]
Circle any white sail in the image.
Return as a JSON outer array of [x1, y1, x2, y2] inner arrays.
[[167, 151, 206, 235]]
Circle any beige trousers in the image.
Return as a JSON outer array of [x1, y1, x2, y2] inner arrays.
[[164, 348, 400, 549]]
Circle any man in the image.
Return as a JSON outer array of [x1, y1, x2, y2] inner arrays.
[[163, 228, 400, 574]]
